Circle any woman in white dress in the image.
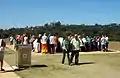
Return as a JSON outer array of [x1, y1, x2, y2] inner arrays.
[[23, 35, 28, 45], [33, 38, 40, 53]]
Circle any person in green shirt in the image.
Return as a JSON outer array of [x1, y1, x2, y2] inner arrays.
[[61, 35, 71, 65]]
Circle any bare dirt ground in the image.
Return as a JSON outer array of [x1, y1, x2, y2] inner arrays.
[[1, 41, 120, 78], [109, 41, 120, 51]]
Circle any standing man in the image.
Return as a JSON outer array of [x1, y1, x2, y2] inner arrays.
[[0, 35, 6, 71], [105, 35, 109, 51], [58, 36, 64, 52], [96, 36, 101, 51], [101, 35, 107, 52], [54, 33, 59, 53], [70, 34, 80, 65], [82, 36, 87, 51], [61, 35, 71, 65], [49, 34, 55, 54], [78, 35, 85, 52]]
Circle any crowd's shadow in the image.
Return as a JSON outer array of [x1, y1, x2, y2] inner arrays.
[[31, 65, 48, 68], [107, 50, 114, 52], [79, 62, 95, 65], [4, 62, 95, 72], [16, 64, 48, 71], [72, 62, 95, 66], [4, 64, 48, 72]]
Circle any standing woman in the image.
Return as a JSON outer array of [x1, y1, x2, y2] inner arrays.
[[33, 37, 40, 53], [38, 34, 42, 53], [61, 35, 71, 65], [0, 35, 6, 71], [23, 34, 29, 45], [41, 33, 48, 54]]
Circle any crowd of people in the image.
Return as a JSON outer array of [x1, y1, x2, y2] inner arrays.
[[9, 33, 109, 65], [9, 33, 109, 53]]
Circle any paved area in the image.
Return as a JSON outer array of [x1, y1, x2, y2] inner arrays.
[[0, 61, 20, 78], [0, 45, 20, 78]]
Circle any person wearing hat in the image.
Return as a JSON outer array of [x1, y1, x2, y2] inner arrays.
[[70, 34, 80, 65], [0, 35, 6, 71]]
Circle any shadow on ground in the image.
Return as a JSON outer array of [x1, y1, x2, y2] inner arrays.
[[72, 62, 96, 66], [4, 64, 48, 72], [107, 50, 115, 52], [31, 65, 48, 68], [79, 62, 95, 65]]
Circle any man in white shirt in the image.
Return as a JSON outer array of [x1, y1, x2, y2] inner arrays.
[[78, 35, 85, 52], [101, 35, 107, 52], [49, 34, 55, 54], [58, 37, 64, 47], [70, 34, 80, 65], [82, 36, 87, 51], [0, 35, 6, 71], [58, 37, 64, 52], [105, 35, 109, 51]]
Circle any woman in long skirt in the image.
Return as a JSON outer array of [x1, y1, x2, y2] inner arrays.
[[41, 33, 48, 54]]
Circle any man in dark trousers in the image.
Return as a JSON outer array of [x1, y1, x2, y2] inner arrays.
[[61, 35, 71, 65], [70, 34, 80, 65]]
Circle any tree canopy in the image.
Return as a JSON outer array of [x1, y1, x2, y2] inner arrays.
[[0, 21, 120, 41]]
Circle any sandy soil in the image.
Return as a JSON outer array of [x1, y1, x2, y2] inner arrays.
[[109, 42, 120, 51]]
